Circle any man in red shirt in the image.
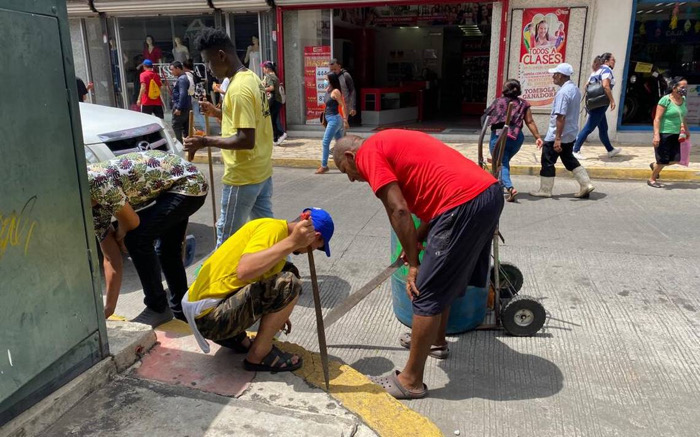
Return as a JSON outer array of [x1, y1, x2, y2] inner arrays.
[[333, 130, 503, 399], [137, 59, 164, 119]]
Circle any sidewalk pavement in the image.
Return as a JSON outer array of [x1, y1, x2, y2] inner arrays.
[[5, 319, 440, 437], [192, 133, 700, 182]]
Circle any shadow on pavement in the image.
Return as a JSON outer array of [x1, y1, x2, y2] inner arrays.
[[429, 334, 564, 401], [277, 140, 308, 148], [661, 182, 700, 190], [597, 154, 637, 163], [350, 356, 396, 376]]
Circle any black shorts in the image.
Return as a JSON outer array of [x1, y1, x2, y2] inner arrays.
[[413, 183, 504, 316], [141, 104, 164, 119], [655, 133, 681, 165]]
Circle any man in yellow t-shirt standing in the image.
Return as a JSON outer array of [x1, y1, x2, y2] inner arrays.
[[181, 208, 335, 373], [185, 28, 275, 247]]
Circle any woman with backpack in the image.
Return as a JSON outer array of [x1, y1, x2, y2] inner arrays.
[[485, 79, 543, 201], [573, 53, 622, 160], [261, 61, 287, 145]]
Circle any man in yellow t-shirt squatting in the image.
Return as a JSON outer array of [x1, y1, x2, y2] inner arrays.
[[181, 208, 335, 373], [184, 27, 275, 248]]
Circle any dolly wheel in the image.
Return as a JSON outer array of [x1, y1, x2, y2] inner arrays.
[[501, 295, 546, 337], [491, 263, 524, 298]]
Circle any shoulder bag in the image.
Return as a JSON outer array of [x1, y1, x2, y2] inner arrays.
[[585, 69, 611, 111]]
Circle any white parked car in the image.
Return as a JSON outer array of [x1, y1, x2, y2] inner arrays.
[[80, 102, 183, 164], [79, 103, 196, 265]]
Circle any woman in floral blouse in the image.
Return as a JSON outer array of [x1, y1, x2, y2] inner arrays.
[[88, 150, 208, 325]]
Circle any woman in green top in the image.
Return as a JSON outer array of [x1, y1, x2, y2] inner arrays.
[[649, 77, 689, 187]]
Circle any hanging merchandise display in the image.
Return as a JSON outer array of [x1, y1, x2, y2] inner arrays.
[[304, 45, 331, 124], [518, 7, 570, 107]]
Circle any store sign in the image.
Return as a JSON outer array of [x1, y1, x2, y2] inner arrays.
[[356, 3, 492, 27], [304, 46, 331, 124], [518, 8, 570, 107]]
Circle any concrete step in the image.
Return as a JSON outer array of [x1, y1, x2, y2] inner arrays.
[[44, 377, 365, 437]]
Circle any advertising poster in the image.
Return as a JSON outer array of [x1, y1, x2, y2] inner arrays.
[[519, 8, 570, 107], [304, 46, 331, 124], [686, 84, 700, 125]]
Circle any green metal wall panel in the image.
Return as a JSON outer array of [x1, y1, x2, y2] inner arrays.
[[0, 0, 107, 422]]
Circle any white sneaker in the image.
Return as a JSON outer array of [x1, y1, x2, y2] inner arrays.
[[607, 147, 622, 158], [277, 133, 287, 144], [573, 152, 586, 160]]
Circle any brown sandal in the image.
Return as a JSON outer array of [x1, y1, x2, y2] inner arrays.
[[506, 187, 518, 202], [315, 166, 329, 174]]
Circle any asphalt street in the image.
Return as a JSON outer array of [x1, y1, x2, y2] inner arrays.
[[111, 165, 700, 436]]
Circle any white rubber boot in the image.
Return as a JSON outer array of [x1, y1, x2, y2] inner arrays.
[[529, 177, 554, 198], [573, 166, 595, 198]]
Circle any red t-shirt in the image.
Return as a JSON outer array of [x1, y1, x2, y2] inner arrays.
[[139, 70, 162, 106], [143, 46, 162, 63], [356, 130, 497, 223]]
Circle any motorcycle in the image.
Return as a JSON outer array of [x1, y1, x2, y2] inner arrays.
[[622, 61, 669, 124]]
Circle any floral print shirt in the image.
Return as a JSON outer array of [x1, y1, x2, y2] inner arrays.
[[88, 151, 208, 240]]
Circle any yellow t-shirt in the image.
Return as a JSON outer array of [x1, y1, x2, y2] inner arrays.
[[188, 218, 288, 306], [220, 70, 274, 186]]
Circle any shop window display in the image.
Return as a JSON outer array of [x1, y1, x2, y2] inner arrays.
[[331, 3, 493, 124], [115, 15, 221, 110], [623, 1, 700, 127]]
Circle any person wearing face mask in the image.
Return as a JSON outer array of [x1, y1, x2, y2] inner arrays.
[[316, 73, 348, 174], [649, 76, 690, 188]]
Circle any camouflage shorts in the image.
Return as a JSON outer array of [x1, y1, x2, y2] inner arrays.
[[195, 271, 302, 342]]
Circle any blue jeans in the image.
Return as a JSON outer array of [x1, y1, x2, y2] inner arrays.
[[574, 106, 613, 152], [321, 114, 344, 167], [217, 177, 273, 247], [489, 130, 524, 189]]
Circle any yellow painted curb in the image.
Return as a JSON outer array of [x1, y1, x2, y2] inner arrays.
[[509, 165, 700, 181], [192, 154, 700, 182], [276, 341, 443, 437]]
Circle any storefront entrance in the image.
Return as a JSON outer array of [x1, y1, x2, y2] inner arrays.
[[279, 1, 502, 133], [620, 0, 700, 130]]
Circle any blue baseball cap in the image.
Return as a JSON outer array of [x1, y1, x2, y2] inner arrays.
[[143, 59, 153, 67], [303, 208, 334, 257]]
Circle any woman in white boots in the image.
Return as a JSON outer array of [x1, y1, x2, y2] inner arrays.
[[530, 63, 595, 199]]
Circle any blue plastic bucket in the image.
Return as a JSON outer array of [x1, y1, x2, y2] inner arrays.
[[390, 220, 488, 335]]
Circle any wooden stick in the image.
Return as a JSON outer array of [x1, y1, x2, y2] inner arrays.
[[307, 248, 330, 391], [204, 115, 217, 241], [187, 110, 195, 162]]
